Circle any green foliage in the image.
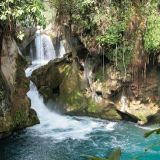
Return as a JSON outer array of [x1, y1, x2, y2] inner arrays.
[[144, 128, 160, 138], [96, 22, 124, 46], [51, 0, 97, 33], [144, 2, 160, 51], [0, 0, 46, 37], [86, 148, 121, 160], [52, 0, 160, 72], [17, 31, 25, 40], [95, 1, 133, 72], [43, 1, 56, 23]]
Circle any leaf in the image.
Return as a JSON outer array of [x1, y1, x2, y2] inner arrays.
[[88, 148, 121, 160], [17, 31, 25, 41], [89, 157, 108, 160], [0, 14, 7, 20], [144, 128, 160, 138], [108, 148, 121, 160]]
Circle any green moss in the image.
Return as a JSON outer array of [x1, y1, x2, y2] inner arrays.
[[87, 99, 100, 113], [95, 69, 104, 82], [138, 114, 148, 124], [100, 107, 122, 120], [59, 91, 85, 111], [28, 109, 40, 125], [12, 108, 28, 127]]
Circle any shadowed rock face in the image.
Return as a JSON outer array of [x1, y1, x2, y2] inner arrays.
[[0, 37, 39, 139]]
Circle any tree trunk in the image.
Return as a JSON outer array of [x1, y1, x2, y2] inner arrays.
[[0, 30, 3, 68]]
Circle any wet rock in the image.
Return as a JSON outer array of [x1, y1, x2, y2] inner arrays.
[[31, 56, 122, 121], [31, 55, 72, 101], [0, 37, 39, 138]]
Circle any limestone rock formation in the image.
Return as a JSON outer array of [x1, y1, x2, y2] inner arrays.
[[31, 55, 123, 121], [0, 37, 39, 138]]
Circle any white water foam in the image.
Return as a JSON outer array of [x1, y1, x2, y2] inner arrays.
[[25, 62, 48, 77], [27, 82, 116, 141]]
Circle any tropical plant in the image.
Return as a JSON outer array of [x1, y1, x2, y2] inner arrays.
[[86, 148, 121, 160]]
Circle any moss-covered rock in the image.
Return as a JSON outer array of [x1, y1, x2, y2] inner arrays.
[[0, 37, 39, 138], [31, 55, 72, 101], [31, 55, 122, 121], [30, 51, 160, 124], [59, 61, 83, 110]]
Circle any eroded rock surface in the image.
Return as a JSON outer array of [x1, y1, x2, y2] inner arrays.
[[0, 37, 39, 138]]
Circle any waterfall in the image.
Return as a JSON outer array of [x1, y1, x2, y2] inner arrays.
[[27, 82, 116, 140], [34, 33, 56, 63], [26, 68, 116, 141], [25, 34, 116, 141], [33, 32, 66, 64]]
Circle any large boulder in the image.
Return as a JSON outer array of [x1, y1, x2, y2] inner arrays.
[[31, 56, 122, 121], [31, 54, 72, 101], [0, 37, 39, 138]]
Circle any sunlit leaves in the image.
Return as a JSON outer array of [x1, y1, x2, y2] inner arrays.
[[144, 10, 160, 51], [17, 31, 25, 40], [0, 0, 46, 32], [96, 23, 123, 46]]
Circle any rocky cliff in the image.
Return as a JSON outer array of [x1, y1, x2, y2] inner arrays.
[[31, 47, 160, 125], [0, 36, 39, 139]]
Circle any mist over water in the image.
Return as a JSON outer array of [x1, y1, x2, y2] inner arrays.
[[0, 33, 160, 160]]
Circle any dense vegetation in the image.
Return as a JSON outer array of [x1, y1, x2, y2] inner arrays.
[[1, 0, 160, 71], [50, 0, 160, 76]]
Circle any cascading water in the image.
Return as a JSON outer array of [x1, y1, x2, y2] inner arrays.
[[1, 35, 160, 160], [27, 82, 116, 140], [34, 32, 65, 63], [35, 33, 55, 62], [26, 34, 116, 141]]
